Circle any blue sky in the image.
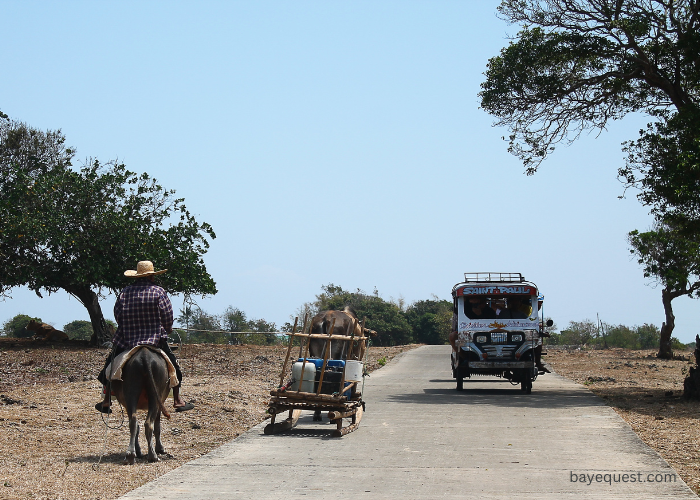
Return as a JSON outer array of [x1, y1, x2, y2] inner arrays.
[[1, 1, 696, 343]]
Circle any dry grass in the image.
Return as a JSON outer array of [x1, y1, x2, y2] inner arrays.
[[545, 346, 700, 495], [0, 339, 417, 500]]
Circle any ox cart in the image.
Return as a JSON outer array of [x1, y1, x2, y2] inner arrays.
[[265, 315, 368, 437]]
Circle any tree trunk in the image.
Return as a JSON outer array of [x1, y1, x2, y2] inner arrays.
[[67, 286, 111, 346], [657, 288, 676, 359]]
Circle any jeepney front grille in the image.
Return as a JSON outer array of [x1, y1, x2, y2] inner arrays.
[[481, 345, 518, 359], [491, 332, 507, 344]]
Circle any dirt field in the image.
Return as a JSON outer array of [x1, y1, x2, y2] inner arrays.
[[1, 341, 700, 499], [545, 346, 700, 495]]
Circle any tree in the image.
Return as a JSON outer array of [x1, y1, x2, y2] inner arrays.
[[404, 299, 453, 345], [605, 324, 638, 349], [0, 114, 217, 344], [636, 323, 661, 349], [620, 106, 700, 230], [480, 0, 699, 174], [629, 224, 700, 358], [221, 306, 249, 345], [247, 318, 279, 345], [556, 319, 598, 345], [183, 309, 225, 344], [480, 1, 700, 358], [1, 314, 41, 338]]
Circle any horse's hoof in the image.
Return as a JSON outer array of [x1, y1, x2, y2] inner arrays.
[[148, 455, 160, 463], [123, 454, 136, 465]]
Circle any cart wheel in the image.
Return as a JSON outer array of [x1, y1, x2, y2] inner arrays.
[[456, 377, 464, 391]]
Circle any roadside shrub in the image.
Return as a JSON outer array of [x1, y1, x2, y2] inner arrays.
[[62, 320, 93, 340]]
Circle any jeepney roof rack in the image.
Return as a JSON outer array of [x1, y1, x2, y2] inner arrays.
[[462, 272, 525, 283]]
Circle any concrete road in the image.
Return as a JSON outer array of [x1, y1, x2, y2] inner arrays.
[[119, 345, 697, 499]]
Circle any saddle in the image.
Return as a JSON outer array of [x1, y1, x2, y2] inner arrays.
[[105, 345, 179, 388]]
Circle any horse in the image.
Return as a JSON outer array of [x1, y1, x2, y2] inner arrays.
[[108, 346, 172, 464]]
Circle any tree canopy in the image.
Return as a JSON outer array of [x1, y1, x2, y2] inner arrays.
[[0, 113, 217, 343], [480, 1, 700, 358], [620, 105, 700, 230], [480, 0, 700, 174]]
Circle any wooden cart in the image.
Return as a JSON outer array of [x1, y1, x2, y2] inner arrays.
[[265, 315, 368, 437]]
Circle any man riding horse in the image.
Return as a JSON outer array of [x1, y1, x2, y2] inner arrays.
[[95, 260, 194, 413]]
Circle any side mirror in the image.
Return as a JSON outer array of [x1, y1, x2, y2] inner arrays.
[[546, 319, 553, 327]]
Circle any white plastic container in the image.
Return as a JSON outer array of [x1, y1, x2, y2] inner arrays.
[[344, 360, 364, 382], [291, 361, 316, 392]]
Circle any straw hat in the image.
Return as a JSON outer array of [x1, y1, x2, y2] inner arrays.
[[124, 260, 167, 278]]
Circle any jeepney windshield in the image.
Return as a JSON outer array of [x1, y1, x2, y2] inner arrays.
[[463, 295, 534, 320]]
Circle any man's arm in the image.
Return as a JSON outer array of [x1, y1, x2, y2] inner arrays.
[[159, 291, 174, 335]]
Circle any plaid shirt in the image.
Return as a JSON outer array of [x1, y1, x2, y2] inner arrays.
[[112, 279, 173, 350]]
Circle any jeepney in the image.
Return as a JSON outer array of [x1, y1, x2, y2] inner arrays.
[[451, 272, 551, 393]]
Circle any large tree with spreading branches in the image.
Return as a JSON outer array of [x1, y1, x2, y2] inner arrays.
[[480, 0, 700, 358], [480, 0, 699, 174], [0, 113, 217, 344]]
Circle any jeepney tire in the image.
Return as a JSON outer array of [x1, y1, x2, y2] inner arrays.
[[456, 377, 464, 391]]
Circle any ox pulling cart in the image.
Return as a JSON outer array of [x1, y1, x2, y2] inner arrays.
[[265, 314, 368, 437]]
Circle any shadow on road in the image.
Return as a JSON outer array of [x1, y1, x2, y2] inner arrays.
[[384, 385, 608, 409]]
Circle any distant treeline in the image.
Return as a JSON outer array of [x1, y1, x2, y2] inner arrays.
[[1, 314, 115, 341], [175, 284, 452, 347], [4, 289, 681, 351], [1, 284, 453, 347], [544, 319, 688, 350]]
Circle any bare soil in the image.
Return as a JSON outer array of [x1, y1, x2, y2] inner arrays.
[[545, 346, 700, 495], [1, 341, 700, 498], [0, 339, 417, 500]]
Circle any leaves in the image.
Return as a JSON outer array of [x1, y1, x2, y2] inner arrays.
[[481, 0, 700, 172], [0, 114, 217, 329], [628, 223, 700, 298]]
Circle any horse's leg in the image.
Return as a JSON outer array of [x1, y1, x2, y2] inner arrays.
[[144, 395, 160, 462], [134, 421, 142, 458], [155, 406, 165, 455], [144, 414, 157, 462], [125, 416, 138, 465]]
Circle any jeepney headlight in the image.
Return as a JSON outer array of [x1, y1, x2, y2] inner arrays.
[[475, 335, 487, 343], [511, 334, 523, 342]]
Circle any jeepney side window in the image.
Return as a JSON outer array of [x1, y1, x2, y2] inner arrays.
[[463, 297, 475, 319], [507, 296, 533, 318]]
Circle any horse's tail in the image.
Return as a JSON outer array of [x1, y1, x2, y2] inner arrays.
[[144, 352, 171, 420]]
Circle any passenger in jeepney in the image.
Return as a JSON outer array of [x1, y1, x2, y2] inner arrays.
[[466, 297, 495, 319], [493, 297, 511, 319], [509, 297, 532, 319]]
